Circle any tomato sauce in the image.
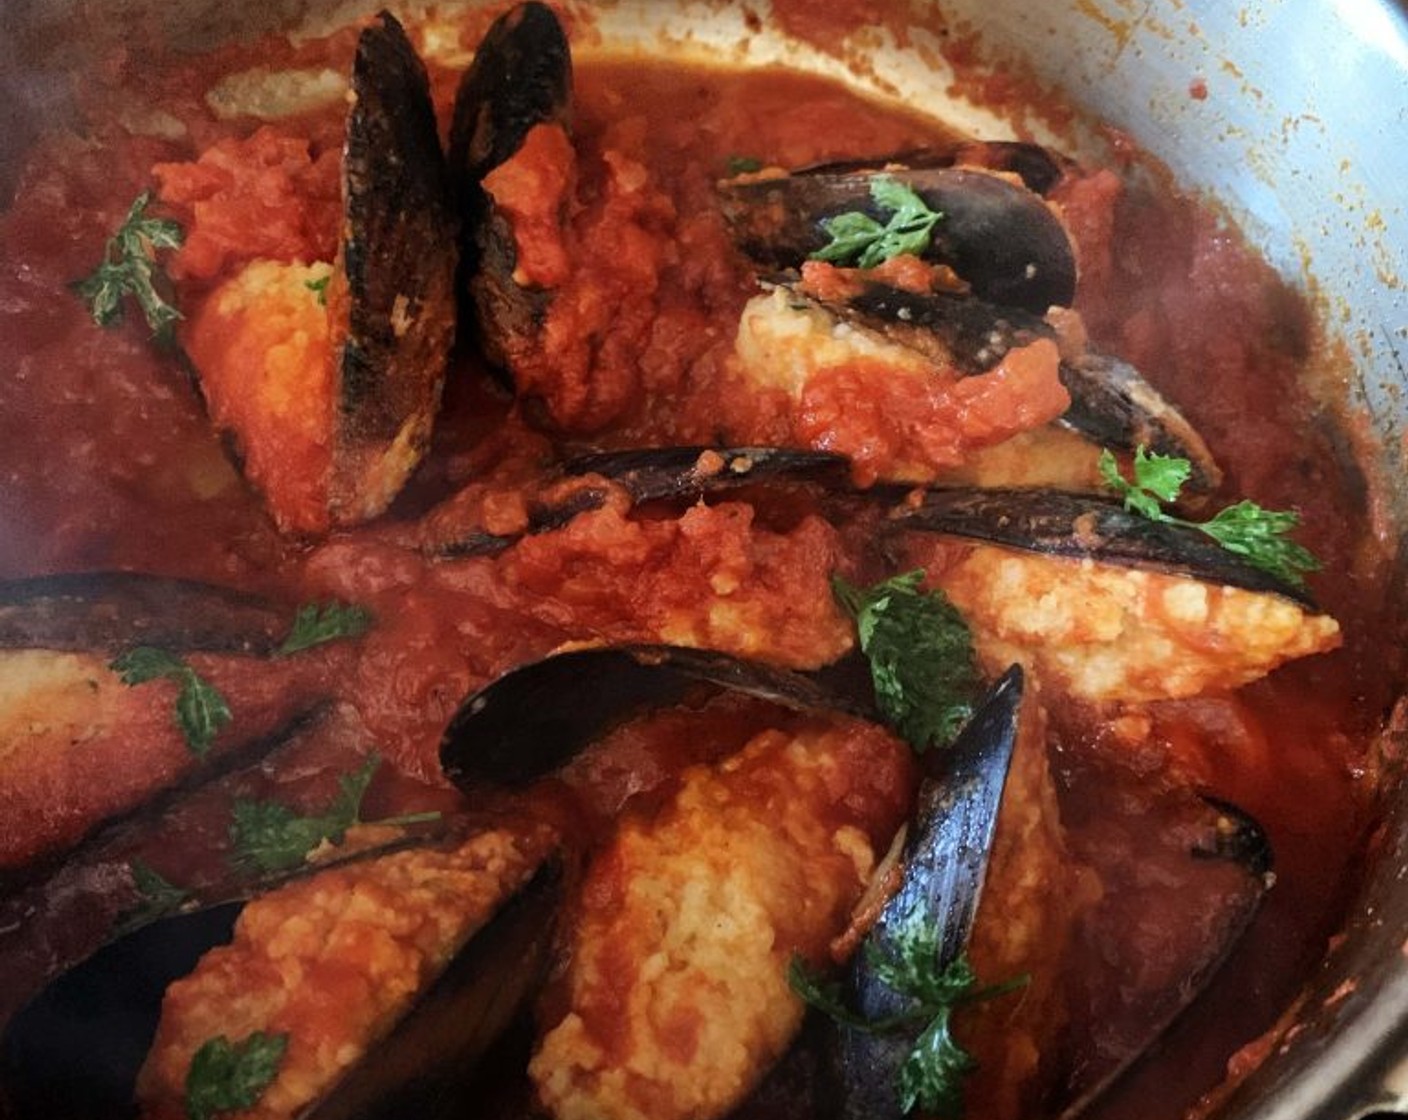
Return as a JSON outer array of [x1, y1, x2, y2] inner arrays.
[[0, 13, 1399, 1120]]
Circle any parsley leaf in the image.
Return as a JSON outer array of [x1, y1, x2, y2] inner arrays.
[[304, 270, 332, 307], [900, 1005, 973, 1117], [811, 175, 944, 269], [185, 1032, 287, 1120], [229, 754, 439, 874], [276, 600, 374, 657], [71, 191, 184, 340], [115, 859, 191, 934], [1099, 446, 1321, 588], [726, 155, 764, 175], [110, 647, 231, 758], [832, 571, 981, 752], [790, 920, 1025, 1119]]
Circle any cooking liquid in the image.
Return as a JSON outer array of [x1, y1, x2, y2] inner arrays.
[[0, 31, 1399, 1120]]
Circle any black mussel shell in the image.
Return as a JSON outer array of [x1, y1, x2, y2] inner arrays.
[[830, 666, 1024, 1120], [331, 11, 458, 522], [0, 574, 331, 883], [440, 644, 870, 789], [885, 487, 1314, 607], [426, 445, 851, 558], [562, 445, 850, 503], [1054, 796, 1273, 1118], [448, 1, 572, 374], [790, 141, 1070, 197], [304, 858, 561, 1120], [718, 166, 1076, 314], [0, 853, 561, 1120], [0, 572, 286, 654], [448, 1, 572, 212], [819, 280, 1222, 490]]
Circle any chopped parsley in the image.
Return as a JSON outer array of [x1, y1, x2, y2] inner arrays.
[[110, 647, 231, 758], [790, 915, 1026, 1117], [71, 191, 184, 339], [276, 600, 374, 657], [832, 571, 981, 753], [810, 175, 944, 270], [229, 754, 439, 874], [1099, 445, 1321, 588], [185, 1032, 287, 1120], [304, 271, 332, 306], [115, 859, 191, 934], [726, 154, 764, 175]]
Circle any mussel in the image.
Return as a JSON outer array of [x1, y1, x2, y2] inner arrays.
[[420, 445, 849, 558], [444, 645, 915, 1120], [448, 0, 572, 268], [720, 155, 1223, 490], [816, 668, 1275, 1119], [448, 0, 572, 379], [733, 275, 1221, 491], [883, 486, 1339, 702], [718, 166, 1076, 315], [826, 666, 1027, 1120], [0, 573, 334, 878], [440, 642, 871, 788], [0, 825, 561, 1120], [168, 12, 457, 534]]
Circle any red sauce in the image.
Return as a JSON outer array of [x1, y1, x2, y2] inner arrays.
[[0, 20, 1398, 1120]]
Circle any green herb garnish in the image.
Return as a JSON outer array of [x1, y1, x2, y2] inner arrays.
[[276, 600, 373, 657], [726, 155, 764, 175], [115, 859, 191, 934], [810, 175, 944, 270], [1098, 445, 1321, 588], [304, 272, 332, 306], [185, 1032, 287, 1120], [110, 647, 231, 758], [832, 571, 981, 752], [229, 754, 439, 874], [790, 915, 1026, 1117], [71, 191, 184, 339]]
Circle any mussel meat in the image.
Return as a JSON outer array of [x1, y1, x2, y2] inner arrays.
[[0, 825, 561, 1120]]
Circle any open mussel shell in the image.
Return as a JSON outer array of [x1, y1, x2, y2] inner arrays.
[[448, 0, 571, 373], [440, 644, 869, 789], [830, 666, 1024, 1120], [561, 445, 850, 503], [426, 445, 850, 558], [0, 571, 285, 654], [886, 486, 1314, 606], [328, 11, 457, 524], [717, 166, 1076, 314], [1054, 797, 1274, 1119], [0, 573, 328, 879], [792, 141, 1070, 197], [817, 280, 1222, 490], [0, 851, 562, 1120], [448, 0, 572, 216]]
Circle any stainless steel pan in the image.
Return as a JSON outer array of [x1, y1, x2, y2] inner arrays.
[[4, 1, 1407, 1116]]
